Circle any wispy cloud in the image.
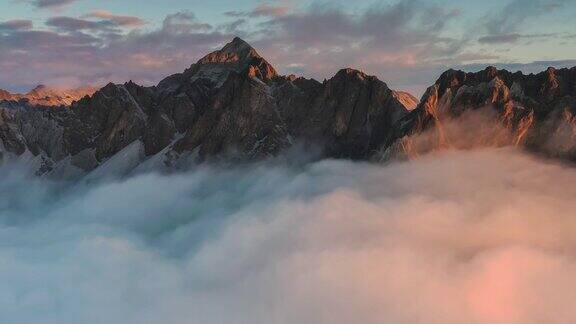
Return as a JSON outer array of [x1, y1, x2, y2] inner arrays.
[[30, 0, 77, 9], [45, 11, 147, 33], [46, 16, 116, 32], [84, 10, 147, 27], [160, 11, 213, 33], [478, 33, 522, 44], [225, 3, 292, 18], [478, 0, 569, 44], [0, 19, 33, 31]]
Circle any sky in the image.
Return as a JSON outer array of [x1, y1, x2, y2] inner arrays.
[[1, 0, 575, 95]]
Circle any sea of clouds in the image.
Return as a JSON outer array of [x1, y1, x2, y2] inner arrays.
[[1, 147, 576, 324]]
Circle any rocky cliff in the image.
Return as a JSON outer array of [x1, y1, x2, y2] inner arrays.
[[390, 66, 576, 160]]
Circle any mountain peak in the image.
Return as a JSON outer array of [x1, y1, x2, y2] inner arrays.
[[328, 68, 375, 85], [198, 37, 262, 65], [28, 84, 54, 96], [223, 37, 255, 54], [31, 84, 48, 91], [176, 37, 278, 86], [335, 68, 368, 79]]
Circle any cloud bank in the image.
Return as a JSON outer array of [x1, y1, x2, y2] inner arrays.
[[1, 147, 576, 323]]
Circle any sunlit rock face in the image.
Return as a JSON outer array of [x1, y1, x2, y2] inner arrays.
[[391, 91, 418, 111], [390, 66, 576, 161], [0, 37, 413, 177]]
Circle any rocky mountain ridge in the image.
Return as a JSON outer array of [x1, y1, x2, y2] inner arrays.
[[391, 66, 576, 160], [1, 38, 575, 178]]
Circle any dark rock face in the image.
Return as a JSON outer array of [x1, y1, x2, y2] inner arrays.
[[0, 37, 412, 176], [0, 109, 27, 155], [69, 83, 147, 160], [393, 66, 576, 160], [277, 68, 409, 159]]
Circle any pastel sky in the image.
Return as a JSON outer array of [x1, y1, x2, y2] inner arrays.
[[1, 0, 575, 95]]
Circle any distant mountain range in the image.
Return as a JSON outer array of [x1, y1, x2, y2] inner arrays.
[[0, 85, 97, 107], [1, 37, 574, 178]]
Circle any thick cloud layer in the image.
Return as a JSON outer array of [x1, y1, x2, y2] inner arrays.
[[1, 147, 576, 323]]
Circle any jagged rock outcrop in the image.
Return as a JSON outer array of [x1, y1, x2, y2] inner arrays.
[[0, 37, 412, 177], [392, 66, 576, 160], [0, 108, 27, 155], [392, 91, 418, 110]]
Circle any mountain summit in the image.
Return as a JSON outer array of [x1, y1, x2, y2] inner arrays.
[[159, 37, 278, 92], [198, 37, 265, 65]]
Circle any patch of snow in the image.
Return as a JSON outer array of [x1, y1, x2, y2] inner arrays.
[[45, 156, 85, 180], [0, 150, 44, 175], [131, 133, 194, 174], [119, 85, 147, 119], [84, 140, 145, 182]]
